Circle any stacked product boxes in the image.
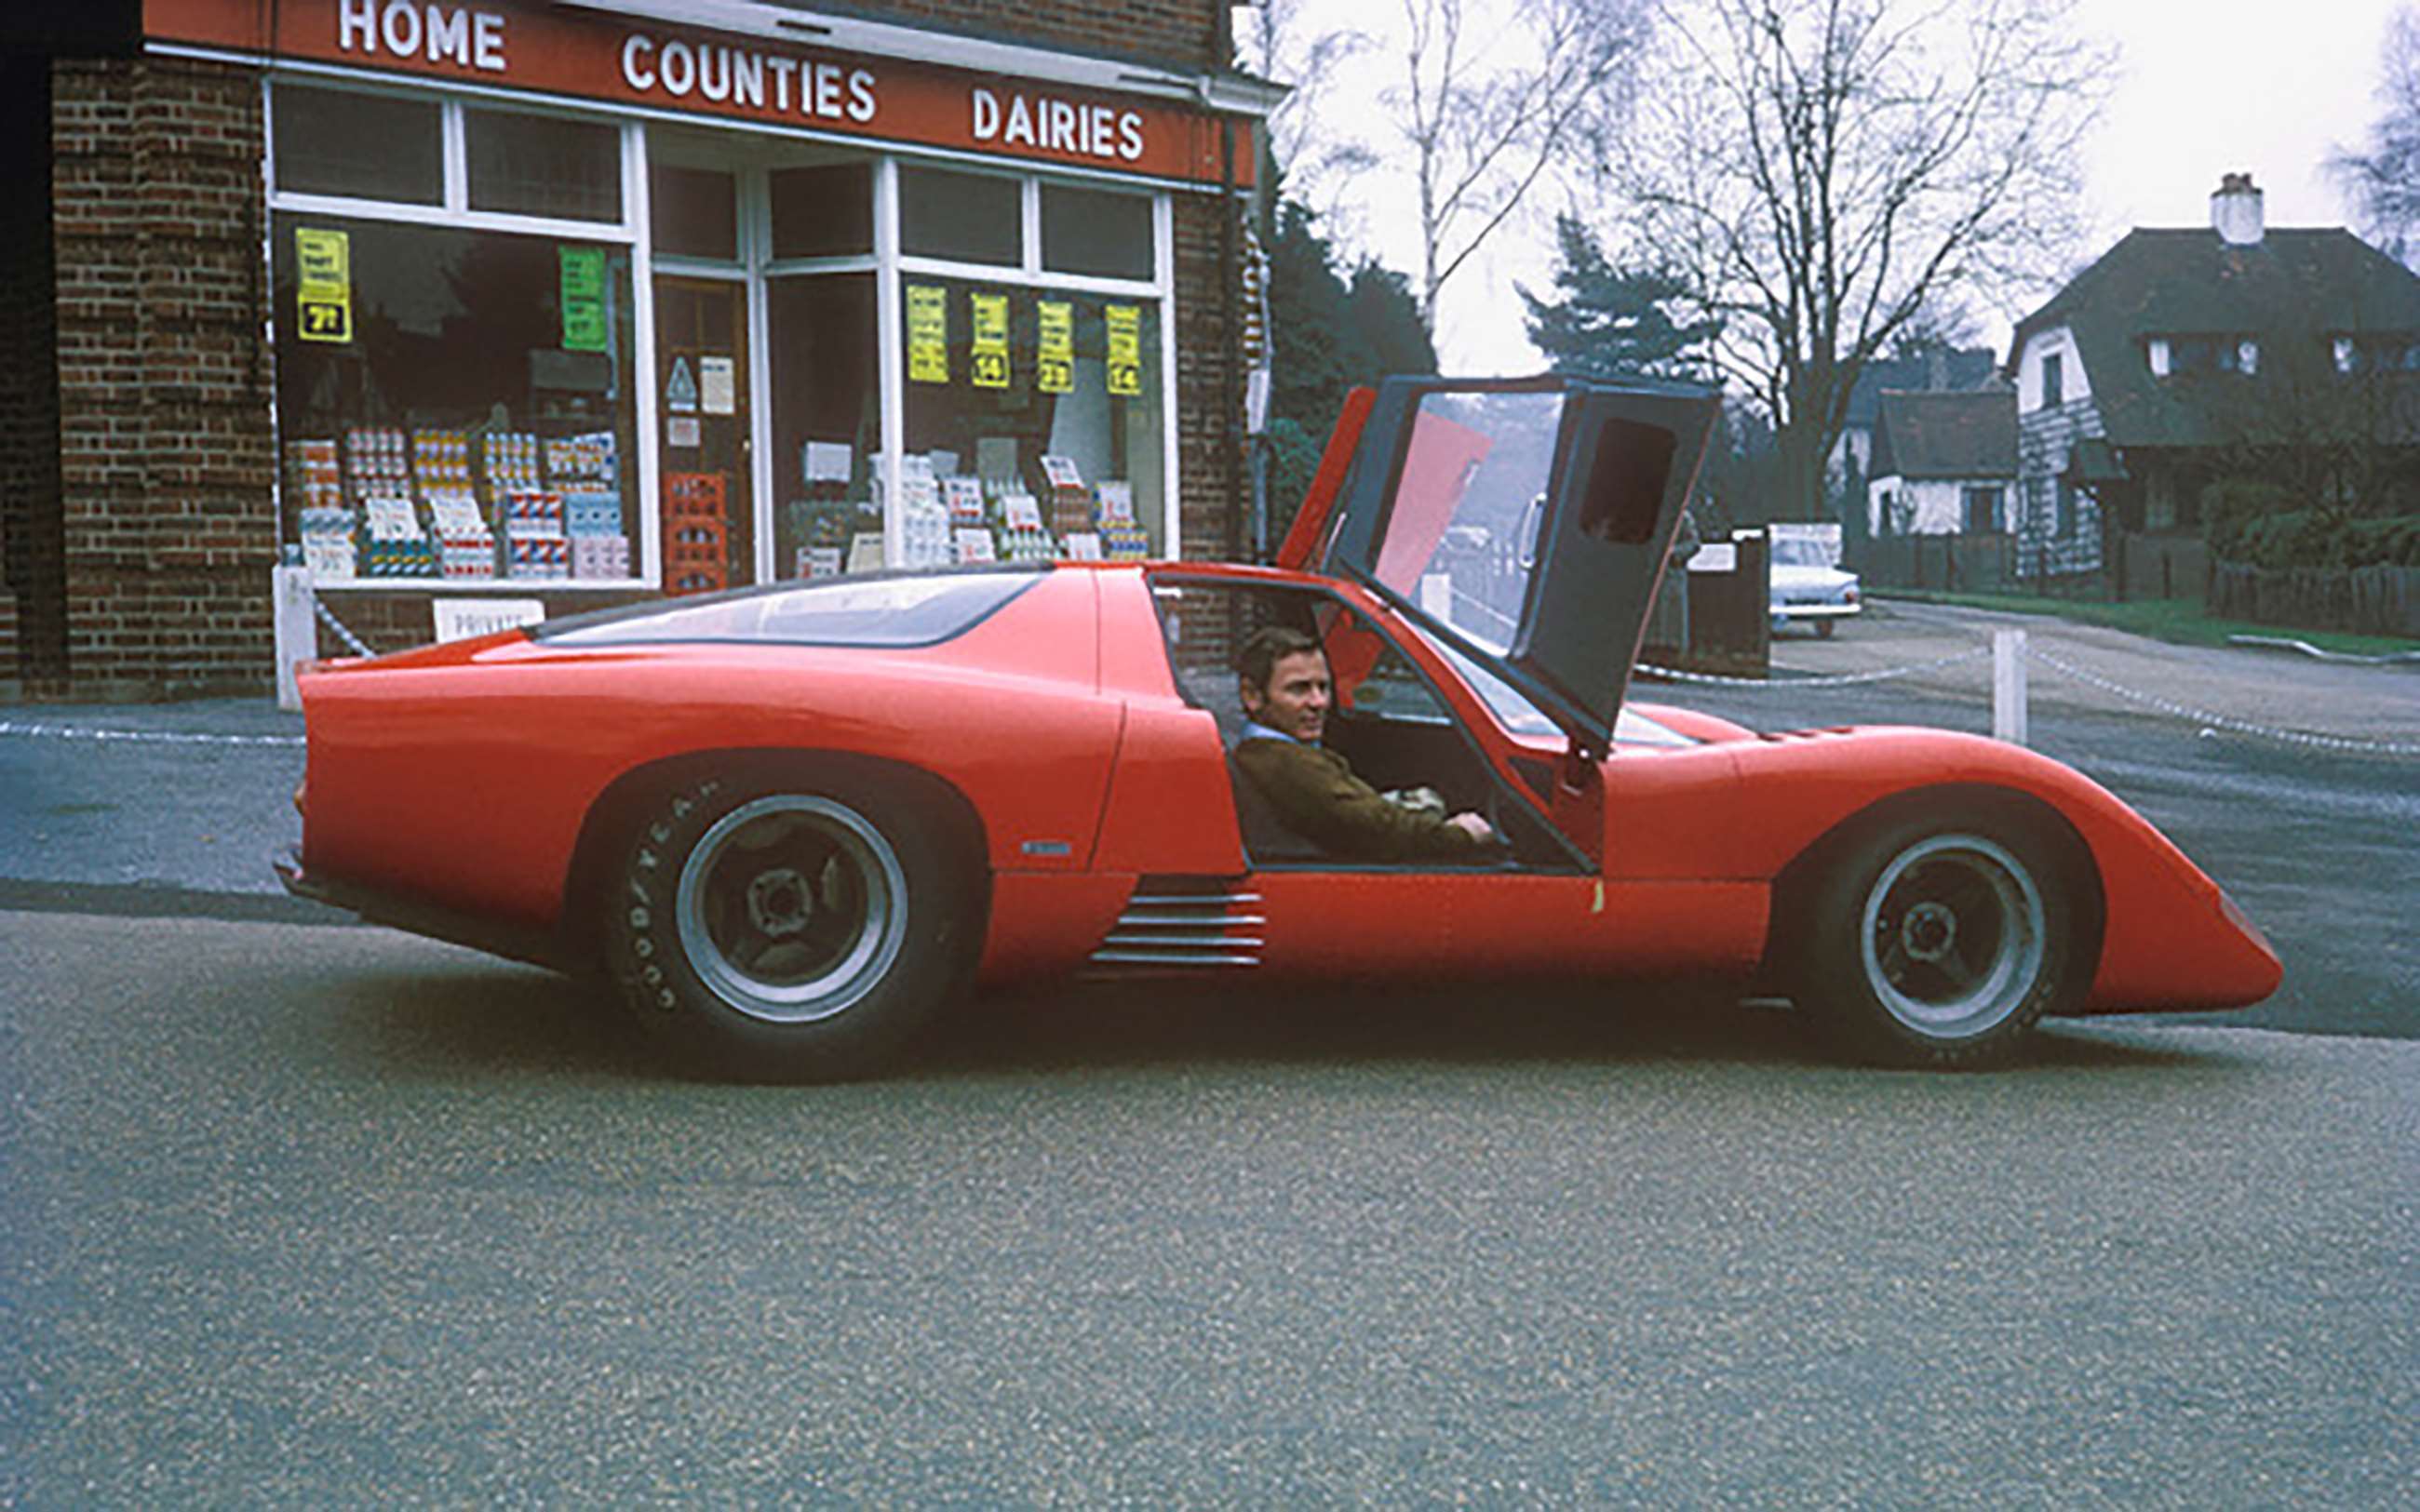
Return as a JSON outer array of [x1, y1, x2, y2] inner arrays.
[[285, 423, 630, 586], [1094, 479, 1150, 561], [285, 438, 355, 581]]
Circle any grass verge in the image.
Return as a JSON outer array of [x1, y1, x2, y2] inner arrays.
[[1872, 590, 2420, 657]]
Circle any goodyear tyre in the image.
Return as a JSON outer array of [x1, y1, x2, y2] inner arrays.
[[607, 773, 972, 1080], [1795, 804, 2089, 1069]]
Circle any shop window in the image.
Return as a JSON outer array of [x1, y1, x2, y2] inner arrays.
[[271, 215, 640, 586], [899, 277, 1163, 565], [769, 274, 881, 579], [652, 165, 737, 260], [771, 164, 873, 260], [899, 167, 1020, 265], [1042, 184, 1153, 280], [271, 86, 441, 205], [466, 109, 623, 223]]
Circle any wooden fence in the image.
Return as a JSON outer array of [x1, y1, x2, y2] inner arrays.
[[2208, 563, 2420, 639], [1858, 533, 2016, 592]]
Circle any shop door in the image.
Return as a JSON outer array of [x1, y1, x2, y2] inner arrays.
[[654, 277, 753, 595]]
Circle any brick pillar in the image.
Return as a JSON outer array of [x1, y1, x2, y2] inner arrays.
[[1173, 191, 1244, 564], [53, 56, 276, 700]]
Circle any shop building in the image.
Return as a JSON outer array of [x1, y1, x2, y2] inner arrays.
[[0, 1, 1277, 700]]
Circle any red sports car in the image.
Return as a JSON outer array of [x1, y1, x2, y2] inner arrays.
[[280, 377, 2279, 1077]]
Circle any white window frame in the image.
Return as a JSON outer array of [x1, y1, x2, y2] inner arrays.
[[265, 71, 1188, 595], [263, 74, 658, 594]]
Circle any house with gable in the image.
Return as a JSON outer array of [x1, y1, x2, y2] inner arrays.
[[1865, 387, 2018, 537], [2004, 173, 2420, 583]]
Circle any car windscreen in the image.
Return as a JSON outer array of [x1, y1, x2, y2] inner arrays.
[[531, 567, 1043, 649], [1403, 618, 1696, 747], [1770, 539, 1832, 568]]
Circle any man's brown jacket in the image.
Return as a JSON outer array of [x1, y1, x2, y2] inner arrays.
[[1231, 736, 1488, 862]]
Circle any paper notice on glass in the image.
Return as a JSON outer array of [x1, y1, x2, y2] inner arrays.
[[699, 355, 736, 415], [847, 532, 887, 573], [667, 415, 702, 449], [969, 292, 1010, 390], [1036, 300, 1074, 394], [803, 441, 854, 482], [1104, 304, 1141, 395], [908, 284, 949, 383], [295, 227, 352, 344]]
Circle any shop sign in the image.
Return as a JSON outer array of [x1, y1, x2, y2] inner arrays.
[[969, 293, 1010, 391], [907, 285, 948, 384], [1104, 304, 1142, 396], [150, 0, 1255, 188], [699, 355, 736, 415], [295, 226, 352, 343], [558, 245, 607, 352], [1036, 301, 1073, 395]]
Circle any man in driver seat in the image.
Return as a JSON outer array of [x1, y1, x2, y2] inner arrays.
[[1231, 625, 1499, 862]]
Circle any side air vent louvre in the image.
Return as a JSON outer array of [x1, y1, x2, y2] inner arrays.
[[1084, 876, 1264, 970]]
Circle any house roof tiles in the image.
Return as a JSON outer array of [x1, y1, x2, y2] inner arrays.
[[1871, 389, 2017, 480], [2005, 227, 2420, 449]]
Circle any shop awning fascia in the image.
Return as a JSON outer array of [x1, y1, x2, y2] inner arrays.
[[557, 0, 1291, 117]]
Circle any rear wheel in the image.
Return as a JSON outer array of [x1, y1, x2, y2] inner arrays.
[[1792, 806, 2087, 1068], [605, 772, 973, 1080]]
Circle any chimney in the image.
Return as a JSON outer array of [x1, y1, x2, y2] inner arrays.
[[2212, 172, 2265, 247]]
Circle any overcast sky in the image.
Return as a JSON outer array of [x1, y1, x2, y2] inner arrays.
[[1300, 0, 2410, 371]]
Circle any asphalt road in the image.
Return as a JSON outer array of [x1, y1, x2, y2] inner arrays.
[[3, 911, 2413, 1505]]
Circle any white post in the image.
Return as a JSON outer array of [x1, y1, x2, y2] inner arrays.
[[1992, 627, 2028, 745], [273, 566, 316, 713]]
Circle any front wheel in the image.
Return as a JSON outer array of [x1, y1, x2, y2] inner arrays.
[[1791, 808, 2088, 1068], [605, 773, 974, 1080]]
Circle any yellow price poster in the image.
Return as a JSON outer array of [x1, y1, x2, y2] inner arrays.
[[1036, 300, 1074, 394], [907, 284, 949, 383], [295, 227, 352, 344], [1105, 303, 1141, 396], [969, 292, 1010, 390]]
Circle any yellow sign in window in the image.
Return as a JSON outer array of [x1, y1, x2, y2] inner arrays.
[[970, 292, 1010, 390], [1036, 300, 1073, 395], [295, 227, 352, 344], [907, 284, 949, 384], [1105, 303, 1141, 396]]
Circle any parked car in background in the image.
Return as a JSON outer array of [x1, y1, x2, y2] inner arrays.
[[1767, 522, 1862, 636]]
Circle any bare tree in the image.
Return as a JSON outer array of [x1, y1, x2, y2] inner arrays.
[[1381, 0, 1647, 334], [1608, 0, 2115, 519], [2331, 5, 2420, 266], [1234, 0, 1379, 225]]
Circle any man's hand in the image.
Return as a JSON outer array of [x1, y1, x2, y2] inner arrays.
[[1446, 811, 1498, 844]]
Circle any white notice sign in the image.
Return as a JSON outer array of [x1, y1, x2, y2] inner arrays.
[[699, 355, 736, 416], [432, 597, 545, 643]]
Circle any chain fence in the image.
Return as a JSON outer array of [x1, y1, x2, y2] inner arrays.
[[1639, 637, 2420, 758], [7, 599, 2414, 757]]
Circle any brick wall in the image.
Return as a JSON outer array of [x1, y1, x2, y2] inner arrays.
[[1, 54, 66, 692], [52, 56, 279, 699], [1172, 190, 1244, 562], [31, 3, 1245, 694], [842, 0, 1224, 67]]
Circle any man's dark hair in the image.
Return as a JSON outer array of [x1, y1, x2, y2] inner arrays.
[[1235, 624, 1323, 693]]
